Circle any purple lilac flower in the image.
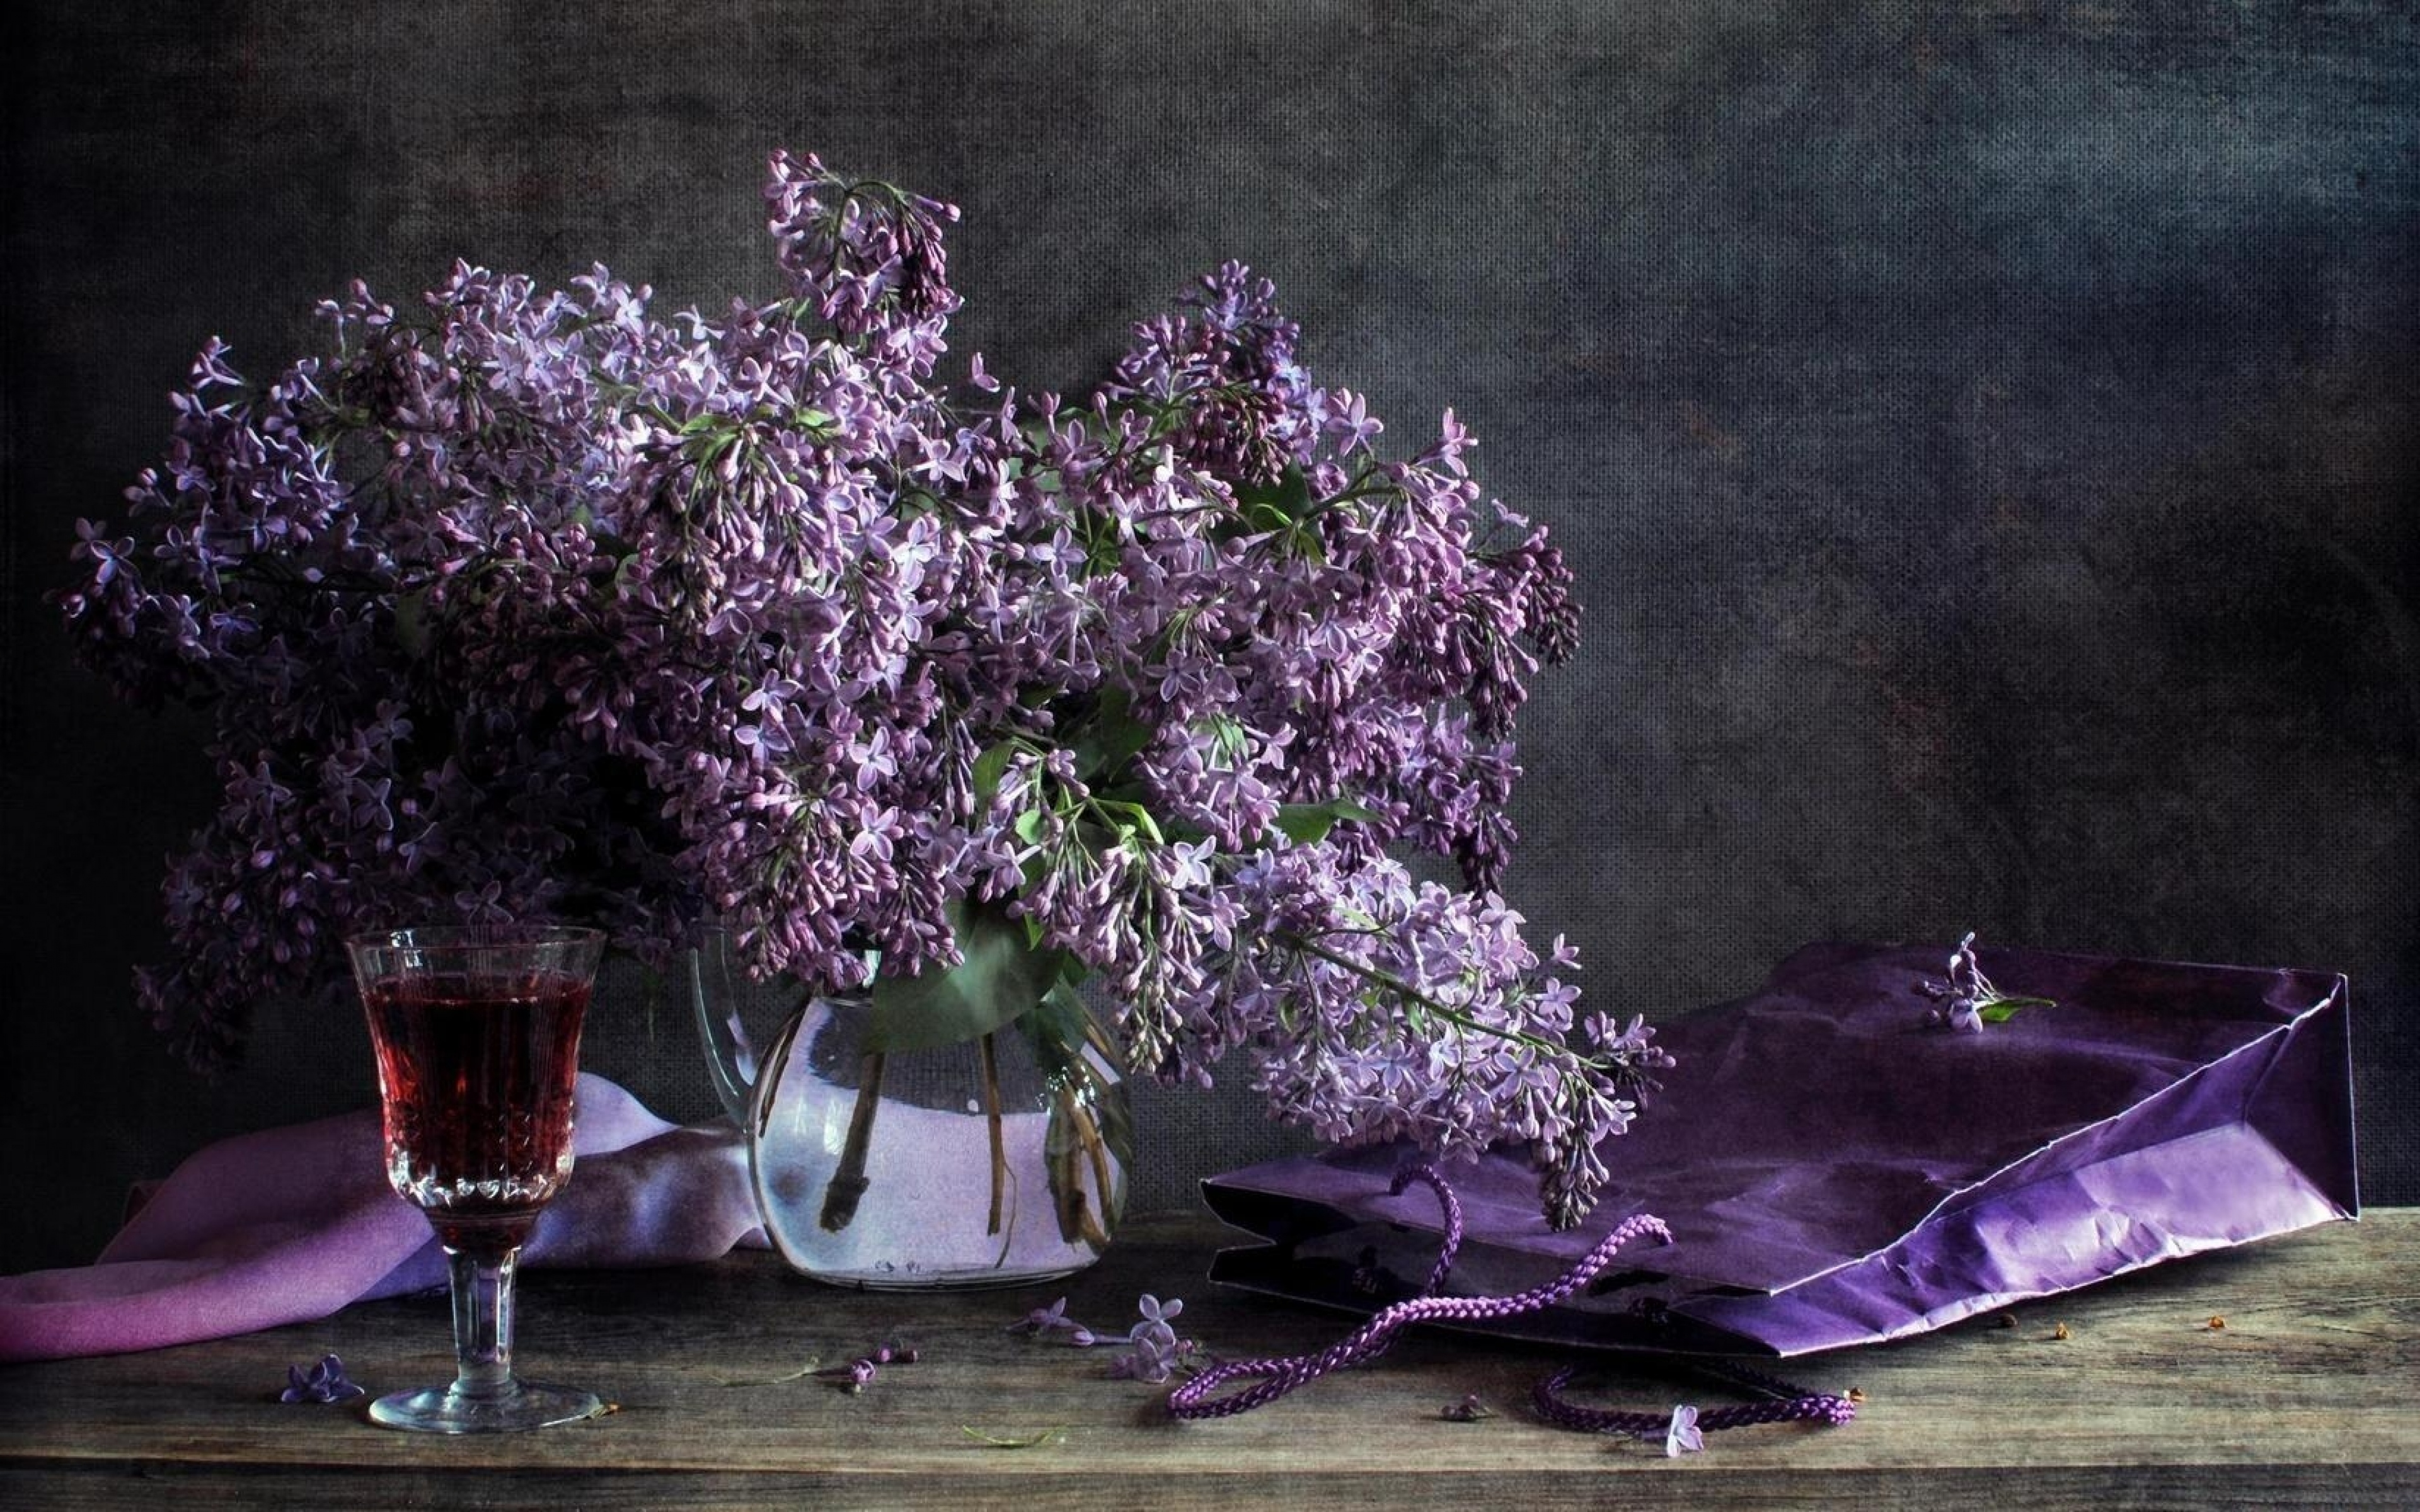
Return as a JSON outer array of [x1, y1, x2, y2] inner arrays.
[[1101, 1294, 1191, 1383], [1021, 1293, 1200, 1382], [1661, 1403, 1704, 1457], [1007, 1297, 1076, 1336], [1106, 1334, 1184, 1383], [1134, 1294, 1181, 1331], [279, 1353, 365, 1404], [58, 150, 1641, 1227], [1920, 931, 2054, 1031]]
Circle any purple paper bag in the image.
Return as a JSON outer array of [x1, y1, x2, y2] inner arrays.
[[1201, 942, 2357, 1356]]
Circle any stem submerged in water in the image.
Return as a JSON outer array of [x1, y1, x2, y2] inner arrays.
[[820, 1052, 887, 1232], [1051, 1085, 1115, 1251], [979, 1032, 1009, 1236]]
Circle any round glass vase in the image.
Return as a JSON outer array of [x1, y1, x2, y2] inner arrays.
[[693, 936, 1130, 1290]]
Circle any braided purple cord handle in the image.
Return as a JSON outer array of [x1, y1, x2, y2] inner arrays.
[[1693, 1355, 1860, 1423], [1168, 1161, 1856, 1439], [1167, 1172, 1671, 1420], [1533, 1364, 1857, 1435], [1385, 1162, 1464, 1298]]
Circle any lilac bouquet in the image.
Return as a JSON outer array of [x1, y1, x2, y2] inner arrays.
[[60, 152, 1662, 1224]]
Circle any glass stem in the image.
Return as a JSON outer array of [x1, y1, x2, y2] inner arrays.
[[449, 1245, 518, 1399]]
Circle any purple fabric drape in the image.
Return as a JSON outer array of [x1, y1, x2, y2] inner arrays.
[[0, 1074, 764, 1363]]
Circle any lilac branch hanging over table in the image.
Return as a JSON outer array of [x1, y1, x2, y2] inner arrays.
[[58, 150, 1662, 1234]]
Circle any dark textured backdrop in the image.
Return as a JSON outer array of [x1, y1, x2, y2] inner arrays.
[[4, 1, 2415, 1276]]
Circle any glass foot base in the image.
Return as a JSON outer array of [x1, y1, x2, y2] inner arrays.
[[368, 1380, 602, 1433]]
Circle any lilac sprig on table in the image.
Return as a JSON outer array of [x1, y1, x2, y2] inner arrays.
[[1920, 932, 2056, 1032], [277, 1353, 364, 1404], [718, 1340, 920, 1392], [59, 149, 1644, 1225], [1008, 1293, 1207, 1384]]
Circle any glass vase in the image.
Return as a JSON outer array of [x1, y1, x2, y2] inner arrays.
[[693, 933, 1129, 1289]]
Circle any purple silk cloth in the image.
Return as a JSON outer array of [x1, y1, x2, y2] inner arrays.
[[0, 1074, 764, 1363], [1203, 942, 2360, 1356]]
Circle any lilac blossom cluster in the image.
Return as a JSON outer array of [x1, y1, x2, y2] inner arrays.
[[60, 151, 1657, 1223]]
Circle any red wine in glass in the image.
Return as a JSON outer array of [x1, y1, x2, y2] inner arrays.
[[364, 970, 591, 1256], [349, 925, 606, 1434]]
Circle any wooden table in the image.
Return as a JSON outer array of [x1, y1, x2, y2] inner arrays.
[[3, 1210, 2415, 1508]]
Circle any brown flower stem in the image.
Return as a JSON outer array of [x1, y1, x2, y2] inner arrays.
[[979, 1032, 1009, 1237], [1075, 1102, 1116, 1230], [1080, 1013, 1126, 1075], [819, 1052, 887, 1232], [1052, 1085, 1114, 1251]]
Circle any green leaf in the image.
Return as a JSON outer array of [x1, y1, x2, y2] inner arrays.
[[1013, 808, 1046, 845], [391, 589, 432, 658], [1019, 982, 1095, 1084], [1272, 796, 1383, 845], [1272, 806, 1335, 844], [1024, 982, 1132, 1147], [1093, 798, 1165, 845], [1232, 467, 1315, 530], [863, 898, 1066, 1055], [1978, 995, 2053, 1025], [1043, 1095, 1087, 1245], [1070, 689, 1153, 783], [971, 741, 1018, 811], [1028, 982, 1129, 1254]]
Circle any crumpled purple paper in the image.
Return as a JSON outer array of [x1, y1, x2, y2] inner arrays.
[[0, 1074, 765, 1363], [1203, 942, 2358, 1356]]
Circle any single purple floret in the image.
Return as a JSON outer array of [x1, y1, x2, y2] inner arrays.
[[1661, 1403, 1704, 1457], [279, 1353, 364, 1404], [1008, 1297, 1077, 1336], [1108, 1331, 1181, 1383]]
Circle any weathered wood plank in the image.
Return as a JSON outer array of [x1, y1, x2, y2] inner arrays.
[[5, 1463, 2416, 1511], [1, 1209, 2413, 1507]]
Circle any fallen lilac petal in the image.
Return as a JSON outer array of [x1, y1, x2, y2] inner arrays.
[[1663, 1404, 1704, 1457]]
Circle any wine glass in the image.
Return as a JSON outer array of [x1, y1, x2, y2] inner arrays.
[[346, 924, 608, 1433]]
